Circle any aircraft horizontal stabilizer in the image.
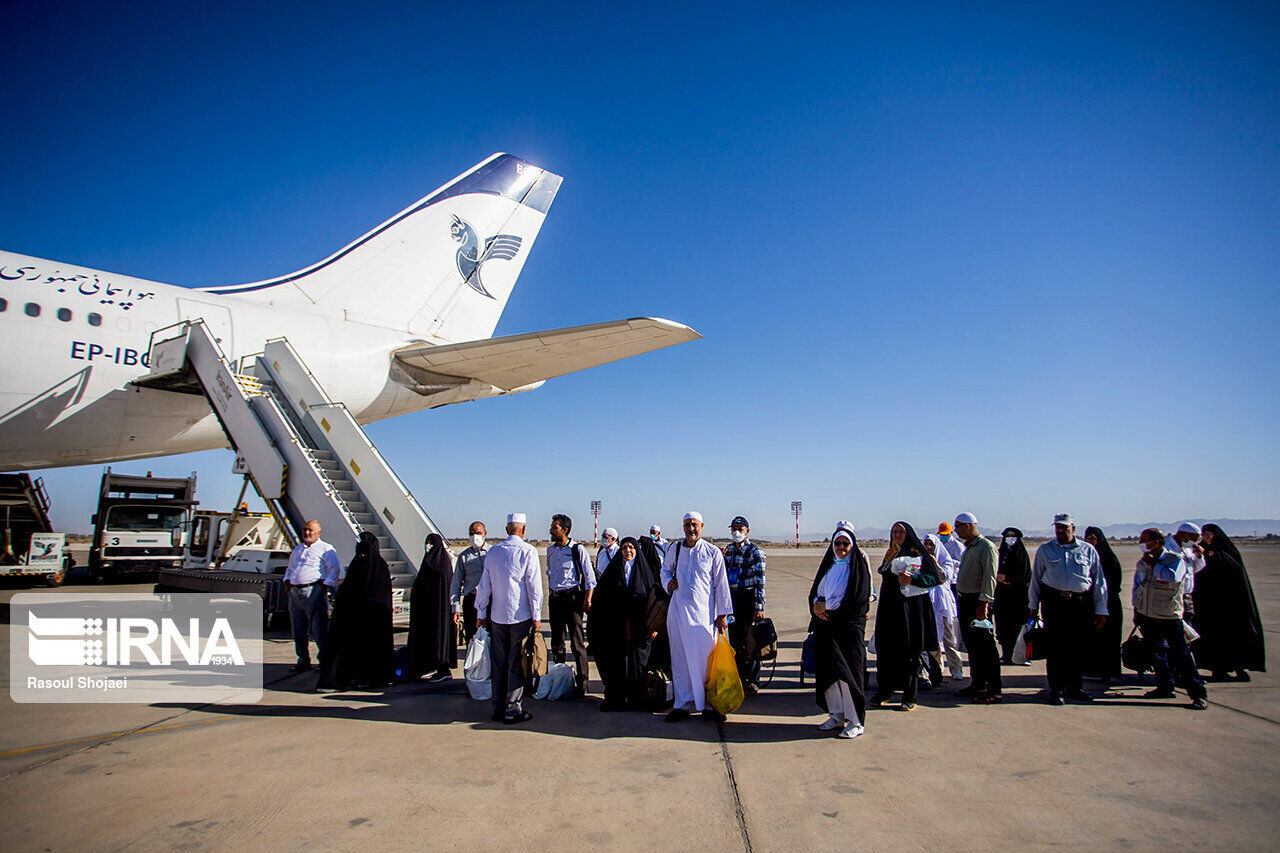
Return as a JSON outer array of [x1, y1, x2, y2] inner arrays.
[[391, 317, 700, 395]]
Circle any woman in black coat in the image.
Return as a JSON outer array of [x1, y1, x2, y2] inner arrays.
[[808, 523, 871, 739], [1193, 524, 1266, 680], [870, 521, 941, 711], [591, 537, 658, 710], [408, 532, 456, 681], [317, 531, 394, 692], [995, 527, 1032, 664], [1083, 526, 1123, 683]]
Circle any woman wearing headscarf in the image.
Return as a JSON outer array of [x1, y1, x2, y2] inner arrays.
[[317, 531, 394, 692], [995, 527, 1032, 665], [1082, 526, 1123, 683], [1192, 524, 1265, 680], [870, 521, 941, 711], [591, 537, 658, 710], [809, 522, 871, 739], [633, 535, 670, 674], [408, 532, 456, 682]]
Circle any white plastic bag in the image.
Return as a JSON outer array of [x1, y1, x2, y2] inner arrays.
[[533, 662, 575, 700], [464, 627, 492, 700], [1182, 620, 1200, 643], [1011, 620, 1039, 665]]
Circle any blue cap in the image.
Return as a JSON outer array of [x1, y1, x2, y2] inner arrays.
[[730, 516, 749, 528]]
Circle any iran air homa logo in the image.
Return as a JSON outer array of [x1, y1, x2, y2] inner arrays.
[[450, 215, 522, 299], [28, 611, 244, 667]]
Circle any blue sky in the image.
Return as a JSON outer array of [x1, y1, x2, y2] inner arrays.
[[4, 2, 1277, 539]]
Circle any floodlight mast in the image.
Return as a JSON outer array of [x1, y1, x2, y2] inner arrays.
[[792, 501, 802, 548], [590, 500, 602, 546]]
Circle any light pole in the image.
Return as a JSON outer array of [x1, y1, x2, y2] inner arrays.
[[590, 500, 602, 545], [791, 501, 802, 548]]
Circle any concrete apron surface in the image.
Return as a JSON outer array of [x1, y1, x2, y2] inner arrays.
[[1, 544, 1277, 851]]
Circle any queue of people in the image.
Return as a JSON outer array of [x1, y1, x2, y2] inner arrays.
[[281, 509, 1266, 736]]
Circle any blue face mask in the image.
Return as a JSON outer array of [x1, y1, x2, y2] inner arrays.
[[940, 534, 951, 542]]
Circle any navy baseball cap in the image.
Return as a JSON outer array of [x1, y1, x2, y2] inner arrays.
[[730, 516, 749, 528]]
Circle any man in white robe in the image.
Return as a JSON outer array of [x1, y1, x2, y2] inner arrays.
[[661, 511, 732, 722]]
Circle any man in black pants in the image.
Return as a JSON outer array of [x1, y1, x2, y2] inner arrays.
[[723, 515, 767, 695], [545, 514, 596, 697], [953, 512, 1002, 703], [1029, 513, 1108, 705]]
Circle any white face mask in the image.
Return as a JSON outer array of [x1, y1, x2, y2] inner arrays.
[[470, 534, 485, 549], [1004, 536, 1018, 548], [730, 530, 746, 544]]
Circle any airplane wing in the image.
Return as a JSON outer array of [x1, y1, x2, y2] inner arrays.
[[392, 317, 700, 393]]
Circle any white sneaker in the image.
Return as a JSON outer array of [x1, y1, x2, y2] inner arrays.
[[817, 715, 844, 731], [836, 722, 864, 739]]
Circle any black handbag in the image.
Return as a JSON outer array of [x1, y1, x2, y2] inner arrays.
[[746, 617, 778, 661], [1122, 626, 1151, 674], [642, 669, 673, 710]]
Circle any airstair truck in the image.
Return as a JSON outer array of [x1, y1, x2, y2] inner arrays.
[[88, 468, 197, 582], [0, 473, 72, 586]]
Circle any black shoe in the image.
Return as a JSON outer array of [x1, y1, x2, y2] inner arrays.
[[868, 692, 892, 707], [955, 684, 981, 698], [899, 701, 917, 712], [702, 708, 726, 723], [1065, 688, 1094, 703], [665, 708, 691, 722], [1236, 671, 1252, 683], [973, 692, 1003, 705], [289, 662, 313, 673], [490, 711, 504, 722], [744, 682, 759, 696], [1189, 697, 1208, 711], [1047, 691, 1065, 706], [1144, 688, 1177, 699], [426, 670, 452, 683], [503, 711, 533, 725], [919, 679, 935, 692]]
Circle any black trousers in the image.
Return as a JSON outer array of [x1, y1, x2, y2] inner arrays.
[[958, 593, 1002, 694], [460, 591, 478, 647], [728, 588, 761, 687], [490, 619, 533, 718], [549, 588, 589, 687], [1041, 588, 1092, 692], [1137, 614, 1207, 700]]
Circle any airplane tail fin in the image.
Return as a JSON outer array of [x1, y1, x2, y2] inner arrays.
[[202, 154, 562, 343]]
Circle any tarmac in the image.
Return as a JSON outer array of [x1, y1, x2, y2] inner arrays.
[[1, 543, 1277, 851]]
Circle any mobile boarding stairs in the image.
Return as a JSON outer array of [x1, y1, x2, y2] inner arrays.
[[134, 320, 440, 621]]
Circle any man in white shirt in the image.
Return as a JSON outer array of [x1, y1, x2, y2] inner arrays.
[[1169, 522, 1207, 619], [477, 513, 544, 724], [650, 525, 668, 557], [284, 520, 342, 672], [661, 511, 732, 723]]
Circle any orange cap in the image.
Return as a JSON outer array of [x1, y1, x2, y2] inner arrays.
[[937, 522, 953, 534]]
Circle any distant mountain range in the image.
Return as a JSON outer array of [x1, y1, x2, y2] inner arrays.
[[751, 518, 1280, 542]]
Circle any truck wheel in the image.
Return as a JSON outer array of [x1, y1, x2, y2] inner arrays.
[[45, 573, 64, 588]]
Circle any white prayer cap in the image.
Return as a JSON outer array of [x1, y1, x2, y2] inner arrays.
[[833, 530, 854, 545], [650, 524, 661, 533], [683, 511, 703, 522], [603, 527, 618, 539], [1053, 513, 1074, 526], [507, 512, 526, 525], [954, 512, 978, 526], [1177, 522, 1202, 536]]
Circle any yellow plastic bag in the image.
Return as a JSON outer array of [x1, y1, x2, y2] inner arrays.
[[704, 632, 744, 716]]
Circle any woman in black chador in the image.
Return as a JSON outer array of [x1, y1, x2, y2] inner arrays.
[[1083, 526, 1124, 683], [808, 522, 871, 739], [870, 521, 941, 711], [317, 531, 394, 691], [1192, 524, 1265, 681], [591, 537, 658, 710], [995, 527, 1033, 664], [408, 532, 456, 682]]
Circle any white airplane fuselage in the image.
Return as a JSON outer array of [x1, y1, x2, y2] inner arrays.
[[0, 249, 436, 471]]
